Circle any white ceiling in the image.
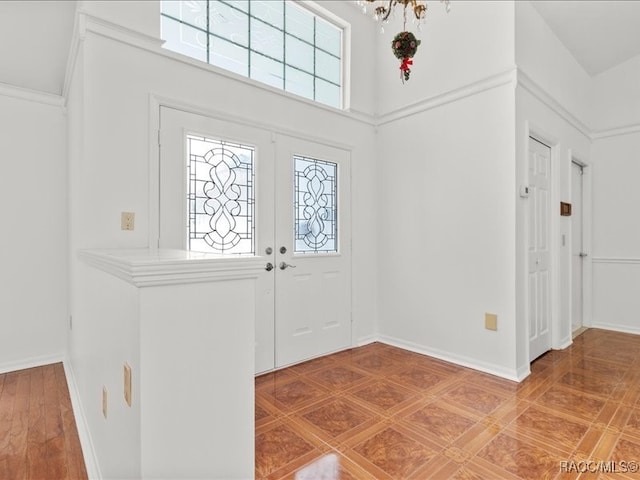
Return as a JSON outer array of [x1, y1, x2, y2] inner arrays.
[[0, 1, 639, 96], [531, 0, 640, 76]]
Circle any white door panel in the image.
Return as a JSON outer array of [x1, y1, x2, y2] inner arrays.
[[274, 135, 351, 368], [158, 108, 351, 374], [528, 137, 552, 361]]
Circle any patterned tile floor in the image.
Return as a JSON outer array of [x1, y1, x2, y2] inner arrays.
[[255, 329, 640, 480]]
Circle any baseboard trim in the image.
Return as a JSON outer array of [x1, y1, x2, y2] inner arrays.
[[515, 364, 531, 382], [555, 336, 573, 350], [355, 335, 377, 347], [0, 353, 65, 375], [377, 334, 523, 382], [590, 323, 640, 336], [63, 358, 102, 480]]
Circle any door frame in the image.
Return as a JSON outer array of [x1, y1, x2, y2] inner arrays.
[[569, 152, 593, 332], [525, 130, 558, 362], [147, 95, 357, 370]]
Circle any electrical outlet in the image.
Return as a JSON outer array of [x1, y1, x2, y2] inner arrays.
[[485, 313, 498, 331], [121, 212, 135, 231], [102, 386, 108, 419], [124, 363, 132, 407]]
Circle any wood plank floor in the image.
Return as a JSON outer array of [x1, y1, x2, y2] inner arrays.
[[255, 328, 640, 479], [0, 363, 87, 480]]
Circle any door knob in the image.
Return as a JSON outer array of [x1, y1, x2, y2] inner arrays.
[[279, 262, 296, 270], [265, 262, 274, 271], [579, 252, 588, 258]]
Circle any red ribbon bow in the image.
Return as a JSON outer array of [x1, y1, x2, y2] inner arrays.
[[400, 57, 413, 72]]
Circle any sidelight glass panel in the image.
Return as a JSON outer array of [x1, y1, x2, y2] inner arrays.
[[294, 156, 337, 254], [187, 135, 254, 255]]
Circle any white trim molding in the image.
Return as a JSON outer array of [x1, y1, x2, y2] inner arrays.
[[0, 81, 64, 108], [78, 248, 265, 287], [377, 67, 518, 126], [592, 257, 640, 265], [516, 70, 591, 139], [0, 353, 65, 376], [378, 334, 525, 382], [592, 123, 640, 140], [589, 323, 640, 336], [63, 360, 102, 480]]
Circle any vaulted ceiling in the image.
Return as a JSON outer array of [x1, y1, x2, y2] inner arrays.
[[0, 1, 75, 95], [1, 1, 639, 96], [531, 0, 640, 75]]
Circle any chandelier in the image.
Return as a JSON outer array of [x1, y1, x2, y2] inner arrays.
[[356, 0, 451, 82]]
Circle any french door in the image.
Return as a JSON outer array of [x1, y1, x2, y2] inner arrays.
[[528, 137, 552, 361], [158, 107, 352, 374]]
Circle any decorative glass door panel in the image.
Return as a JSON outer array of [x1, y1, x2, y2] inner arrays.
[[294, 156, 337, 254], [187, 135, 255, 254]]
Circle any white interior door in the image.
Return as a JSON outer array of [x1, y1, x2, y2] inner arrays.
[[159, 107, 276, 375], [158, 107, 351, 374], [571, 161, 584, 332], [528, 137, 552, 361], [273, 134, 351, 368]]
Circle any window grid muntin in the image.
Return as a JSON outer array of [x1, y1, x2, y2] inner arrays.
[[187, 134, 255, 255], [293, 155, 338, 254], [160, 1, 342, 105]]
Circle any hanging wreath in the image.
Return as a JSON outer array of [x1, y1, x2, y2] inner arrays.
[[391, 31, 421, 83]]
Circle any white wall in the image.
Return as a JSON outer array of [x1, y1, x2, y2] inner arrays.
[[590, 55, 640, 132], [377, 84, 519, 379], [376, 0, 515, 116], [591, 132, 640, 333], [376, 1, 520, 379], [67, 2, 379, 476], [0, 92, 67, 372], [515, 1, 592, 127], [514, 0, 594, 369], [514, 88, 592, 367], [590, 52, 640, 334]]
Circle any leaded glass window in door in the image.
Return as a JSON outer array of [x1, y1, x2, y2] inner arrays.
[[294, 155, 337, 254], [187, 134, 254, 254]]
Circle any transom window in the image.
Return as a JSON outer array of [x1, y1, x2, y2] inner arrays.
[[161, 1, 344, 108]]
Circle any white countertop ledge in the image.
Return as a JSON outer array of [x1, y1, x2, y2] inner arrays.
[[78, 248, 265, 287]]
